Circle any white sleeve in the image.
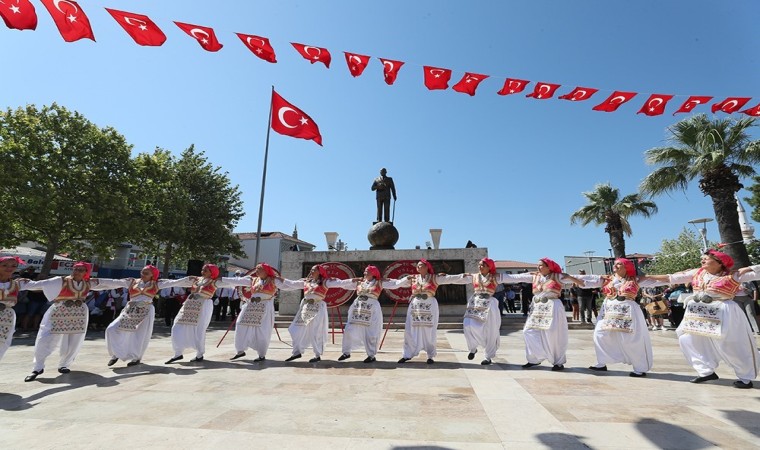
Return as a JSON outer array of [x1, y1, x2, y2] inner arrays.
[[158, 277, 194, 289], [498, 273, 533, 284], [436, 274, 472, 285], [576, 275, 604, 288], [278, 279, 305, 291], [20, 277, 64, 302], [90, 278, 130, 291], [383, 277, 412, 289], [215, 276, 254, 288], [325, 279, 359, 290], [669, 269, 698, 285], [637, 277, 672, 288]]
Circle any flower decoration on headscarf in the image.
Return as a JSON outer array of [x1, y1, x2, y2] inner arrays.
[[257, 263, 277, 278], [705, 249, 734, 271], [539, 257, 561, 274], [615, 258, 636, 277], [143, 265, 160, 281], [73, 261, 93, 280], [364, 265, 382, 280], [480, 257, 496, 275], [203, 263, 220, 280], [0, 256, 25, 266], [419, 259, 434, 275]]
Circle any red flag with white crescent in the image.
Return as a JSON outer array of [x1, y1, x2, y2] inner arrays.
[[711, 97, 751, 114], [592, 91, 637, 112], [105, 8, 165, 46], [40, 0, 94, 42], [558, 87, 598, 101], [344, 52, 370, 77], [740, 103, 760, 117], [526, 82, 561, 100], [270, 90, 323, 146], [637, 94, 674, 116], [452, 72, 489, 96], [236, 33, 277, 63], [379, 58, 404, 85], [423, 66, 452, 90], [497, 78, 529, 96], [672, 96, 713, 115], [291, 42, 331, 68], [174, 21, 222, 52], [0, 0, 37, 30]]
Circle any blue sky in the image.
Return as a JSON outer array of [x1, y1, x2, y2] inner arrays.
[[3, 1, 759, 264]]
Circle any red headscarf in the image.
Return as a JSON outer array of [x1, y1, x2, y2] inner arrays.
[[364, 265, 382, 280], [705, 250, 734, 271], [311, 264, 327, 280], [615, 258, 636, 277], [480, 258, 496, 275], [143, 265, 160, 281], [257, 263, 276, 278], [539, 257, 561, 274], [0, 256, 25, 266], [73, 261, 93, 280], [203, 263, 220, 280], [419, 259, 434, 275]]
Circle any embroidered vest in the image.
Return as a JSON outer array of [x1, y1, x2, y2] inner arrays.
[[602, 277, 639, 299], [191, 279, 218, 299], [56, 278, 90, 301], [691, 268, 740, 298], [472, 274, 498, 295], [412, 275, 438, 297], [356, 280, 382, 298], [128, 280, 159, 299], [304, 280, 328, 300], [532, 273, 562, 296], [251, 277, 277, 297], [0, 280, 20, 302]]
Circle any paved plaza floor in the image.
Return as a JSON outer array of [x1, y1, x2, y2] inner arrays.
[[1, 322, 759, 449]]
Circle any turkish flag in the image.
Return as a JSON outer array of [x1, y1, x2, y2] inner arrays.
[[291, 42, 331, 68], [637, 94, 674, 116], [174, 21, 223, 52], [672, 96, 713, 115], [740, 103, 760, 117], [40, 0, 94, 42], [526, 82, 561, 99], [270, 90, 323, 146], [497, 78, 529, 96], [558, 87, 598, 101], [711, 97, 751, 114], [379, 58, 404, 85], [452, 73, 489, 96], [105, 8, 165, 47], [592, 91, 637, 112], [236, 33, 276, 63], [344, 52, 370, 77], [0, 0, 37, 30], [423, 66, 452, 90]]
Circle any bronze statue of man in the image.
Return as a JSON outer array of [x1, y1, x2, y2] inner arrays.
[[371, 168, 397, 223]]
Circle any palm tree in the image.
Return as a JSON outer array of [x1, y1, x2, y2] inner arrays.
[[570, 183, 658, 258], [640, 114, 760, 268]]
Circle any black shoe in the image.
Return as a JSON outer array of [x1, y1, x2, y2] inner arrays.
[[733, 380, 753, 389], [58, 367, 70, 374], [481, 359, 492, 365], [397, 357, 410, 364], [338, 353, 351, 361], [230, 352, 246, 361], [588, 365, 608, 372], [363, 356, 376, 363], [690, 373, 719, 384], [253, 356, 266, 362], [165, 355, 183, 364], [551, 364, 564, 372], [522, 362, 540, 369], [24, 370, 43, 382], [629, 372, 646, 378], [189, 356, 204, 363], [285, 354, 302, 362], [467, 351, 476, 360], [308, 356, 321, 363], [127, 360, 141, 367], [426, 358, 435, 364], [107, 357, 118, 367]]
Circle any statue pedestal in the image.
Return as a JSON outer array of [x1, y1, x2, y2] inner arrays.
[[367, 222, 399, 250]]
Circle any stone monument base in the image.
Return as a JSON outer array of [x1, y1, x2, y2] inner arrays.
[[367, 221, 399, 250]]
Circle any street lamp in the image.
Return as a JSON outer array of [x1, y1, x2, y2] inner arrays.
[[583, 250, 595, 275], [688, 218, 713, 253]]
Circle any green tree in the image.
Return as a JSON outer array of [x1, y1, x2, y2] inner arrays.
[[0, 104, 138, 276], [644, 228, 706, 275], [132, 146, 245, 276], [641, 114, 760, 268], [570, 183, 658, 258]]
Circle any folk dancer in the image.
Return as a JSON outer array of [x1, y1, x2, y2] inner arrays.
[[455, 258, 503, 365], [0, 256, 25, 361]]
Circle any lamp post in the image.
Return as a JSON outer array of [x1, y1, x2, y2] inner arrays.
[[583, 250, 595, 275], [324, 232, 338, 251], [688, 218, 713, 253]]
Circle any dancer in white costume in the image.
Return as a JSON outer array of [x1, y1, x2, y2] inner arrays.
[[500, 258, 583, 371], [104, 265, 172, 367], [647, 250, 760, 388], [0, 256, 26, 362], [581, 258, 668, 377], [230, 263, 285, 363], [164, 263, 252, 364], [333, 265, 398, 363], [23, 262, 124, 381], [393, 259, 467, 364]]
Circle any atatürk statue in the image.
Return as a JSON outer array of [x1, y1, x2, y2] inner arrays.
[[371, 168, 397, 223]]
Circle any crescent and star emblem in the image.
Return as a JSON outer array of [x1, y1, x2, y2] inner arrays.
[[611, 95, 627, 104], [53, 0, 78, 14], [278, 107, 301, 129], [536, 84, 551, 98], [124, 17, 148, 30], [190, 28, 209, 44], [723, 100, 738, 110], [429, 69, 445, 78], [304, 46, 321, 59], [572, 89, 587, 100], [246, 36, 266, 48], [684, 100, 700, 110]]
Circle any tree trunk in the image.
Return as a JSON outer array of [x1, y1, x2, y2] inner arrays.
[[711, 193, 751, 268], [607, 228, 627, 259], [40, 236, 59, 279], [161, 244, 173, 278]]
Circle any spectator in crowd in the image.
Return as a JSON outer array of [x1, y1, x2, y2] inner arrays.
[[215, 286, 233, 321], [520, 282, 532, 317], [572, 270, 596, 324], [737, 281, 760, 334]]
